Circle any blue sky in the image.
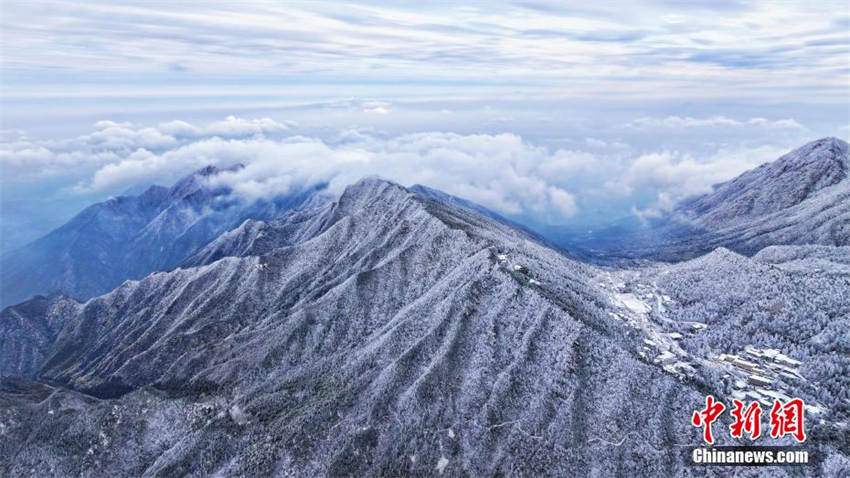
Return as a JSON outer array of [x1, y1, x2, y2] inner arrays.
[[1, 0, 848, 251]]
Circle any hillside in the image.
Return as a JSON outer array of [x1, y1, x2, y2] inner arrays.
[[547, 138, 850, 261], [1, 179, 848, 476], [0, 166, 327, 308]]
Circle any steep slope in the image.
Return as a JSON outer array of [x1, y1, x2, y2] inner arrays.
[[592, 245, 850, 454], [0, 295, 80, 377], [0, 166, 328, 307], [409, 184, 546, 240], [0, 186, 171, 307], [2, 178, 847, 476], [179, 195, 333, 268], [548, 137, 850, 261], [753, 245, 850, 274], [610, 247, 849, 416], [0, 178, 705, 477], [677, 137, 848, 227]]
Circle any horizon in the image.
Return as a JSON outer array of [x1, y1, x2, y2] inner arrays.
[[1, 1, 849, 251]]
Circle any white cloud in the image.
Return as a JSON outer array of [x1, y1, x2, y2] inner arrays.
[[0, 117, 292, 182], [538, 150, 600, 181], [198, 131, 581, 221], [547, 187, 578, 217], [2, 116, 808, 226], [627, 115, 806, 130], [608, 144, 789, 216], [8, 118, 581, 221], [158, 116, 290, 138], [362, 101, 391, 115], [86, 125, 178, 151], [93, 120, 133, 130]]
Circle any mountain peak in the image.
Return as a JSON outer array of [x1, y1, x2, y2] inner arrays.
[[557, 137, 850, 261], [677, 137, 849, 226], [168, 164, 243, 199], [194, 163, 245, 177], [346, 175, 403, 191], [779, 136, 848, 170], [0, 163, 324, 308], [336, 176, 410, 212], [805, 136, 847, 149]]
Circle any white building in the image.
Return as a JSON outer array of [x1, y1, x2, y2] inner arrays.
[[747, 374, 772, 388]]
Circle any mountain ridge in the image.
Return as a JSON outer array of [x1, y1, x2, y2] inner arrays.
[[1, 176, 848, 476], [545, 137, 850, 261], [676, 137, 848, 226], [0, 177, 708, 476], [0, 166, 328, 308]]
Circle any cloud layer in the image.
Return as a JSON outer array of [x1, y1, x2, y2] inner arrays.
[[3, 116, 815, 231], [0, 2, 845, 251], [88, 125, 582, 220]]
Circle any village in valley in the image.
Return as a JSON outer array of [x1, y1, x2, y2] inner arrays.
[[594, 267, 828, 425]]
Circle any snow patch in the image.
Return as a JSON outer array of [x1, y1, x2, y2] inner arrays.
[[229, 404, 249, 425], [614, 293, 650, 314], [436, 456, 449, 475]]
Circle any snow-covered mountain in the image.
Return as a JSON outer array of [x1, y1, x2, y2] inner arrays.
[[549, 137, 850, 261], [604, 246, 849, 428], [0, 166, 329, 308], [678, 137, 848, 227], [0, 295, 80, 377], [1, 178, 848, 476]]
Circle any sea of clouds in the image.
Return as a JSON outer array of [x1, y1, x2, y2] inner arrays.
[[1, 115, 807, 228]]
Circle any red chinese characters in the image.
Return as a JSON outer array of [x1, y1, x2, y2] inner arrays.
[[692, 396, 807, 444], [769, 398, 806, 442], [692, 395, 726, 444], [729, 399, 762, 440]]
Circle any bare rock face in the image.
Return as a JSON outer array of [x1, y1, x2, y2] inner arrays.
[[1, 178, 847, 477]]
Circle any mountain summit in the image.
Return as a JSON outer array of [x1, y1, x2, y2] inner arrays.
[[550, 137, 850, 261], [0, 166, 327, 308], [677, 137, 848, 227]]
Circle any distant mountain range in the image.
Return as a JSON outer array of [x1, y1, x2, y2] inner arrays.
[[0, 165, 329, 308], [547, 137, 849, 261], [4, 138, 844, 308], [1, 139, 849, 476]]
